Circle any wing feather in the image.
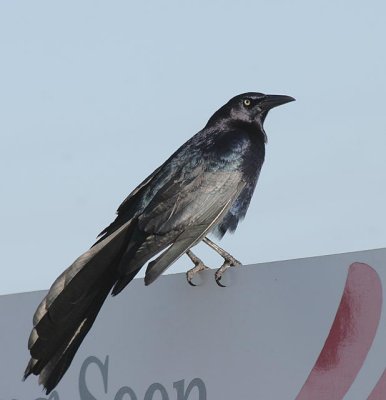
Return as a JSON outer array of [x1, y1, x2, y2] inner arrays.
[[144, 180, 244, 285], [113, 170, 245, 288]]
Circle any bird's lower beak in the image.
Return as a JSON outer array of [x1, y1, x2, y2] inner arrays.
[[260, 94, 295, 111]]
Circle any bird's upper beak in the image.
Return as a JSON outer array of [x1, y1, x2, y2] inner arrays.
[[260, 94, 295, 111]]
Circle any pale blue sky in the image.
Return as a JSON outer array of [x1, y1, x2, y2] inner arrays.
[[1, 1, 386, 294]]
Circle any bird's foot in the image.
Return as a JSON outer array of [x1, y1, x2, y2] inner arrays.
[[186, 250, 209, 286], [215, 256, 241, 287]]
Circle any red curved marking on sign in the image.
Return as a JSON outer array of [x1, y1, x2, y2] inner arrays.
[[296, 263, 382, 400], [368, 369, 386, 400]]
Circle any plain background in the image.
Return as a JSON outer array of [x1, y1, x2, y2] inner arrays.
[[1, 1, 386, 294]]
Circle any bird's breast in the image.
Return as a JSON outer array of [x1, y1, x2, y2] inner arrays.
[[209, 129, 265, 175]]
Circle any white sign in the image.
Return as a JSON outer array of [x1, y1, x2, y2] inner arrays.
[[1, 248, 386, 399]]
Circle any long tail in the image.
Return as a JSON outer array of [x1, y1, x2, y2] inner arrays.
[[24, 219, 135, 394]]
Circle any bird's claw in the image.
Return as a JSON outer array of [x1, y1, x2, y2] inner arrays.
[[187, 277, 197, 287], [186, 241, 241, 287], [186, 259, 209, 286], [214, 258, 242, 287], [215, 273, 227, 287]]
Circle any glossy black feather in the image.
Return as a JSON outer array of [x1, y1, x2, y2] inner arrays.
[[24, 92, 294, 393]]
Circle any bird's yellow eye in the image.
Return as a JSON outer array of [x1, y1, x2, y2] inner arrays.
[[243, 99, 251, 107]]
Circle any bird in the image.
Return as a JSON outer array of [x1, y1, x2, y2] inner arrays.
[[24, 91, 294, 393]]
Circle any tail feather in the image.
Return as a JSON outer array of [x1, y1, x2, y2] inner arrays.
[[38, 273, 114, 393], [24, 219, 134, 394]]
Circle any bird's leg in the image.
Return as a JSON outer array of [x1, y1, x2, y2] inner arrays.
[[202, 237, 241, 287], [186, 250, 210, 286]]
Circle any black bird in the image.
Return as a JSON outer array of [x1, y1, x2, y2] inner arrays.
[[24, 92, 294, 393]]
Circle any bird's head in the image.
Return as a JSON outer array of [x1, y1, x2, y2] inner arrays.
[[207, 92, 295, 140]]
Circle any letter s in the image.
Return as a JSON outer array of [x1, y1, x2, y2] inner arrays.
[[79, 355, 109, 400]]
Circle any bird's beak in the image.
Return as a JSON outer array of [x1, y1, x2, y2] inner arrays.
[[260, 94, 295, 111]]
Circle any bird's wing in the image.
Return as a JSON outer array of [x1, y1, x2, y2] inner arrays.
[[112, 169, 245, 290], [143, 183, 243, 285], [97, 138, 203, 241], [138, 170, 242, 233]]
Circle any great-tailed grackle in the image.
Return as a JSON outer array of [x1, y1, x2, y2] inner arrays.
[[24, 92, 294, 393]]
